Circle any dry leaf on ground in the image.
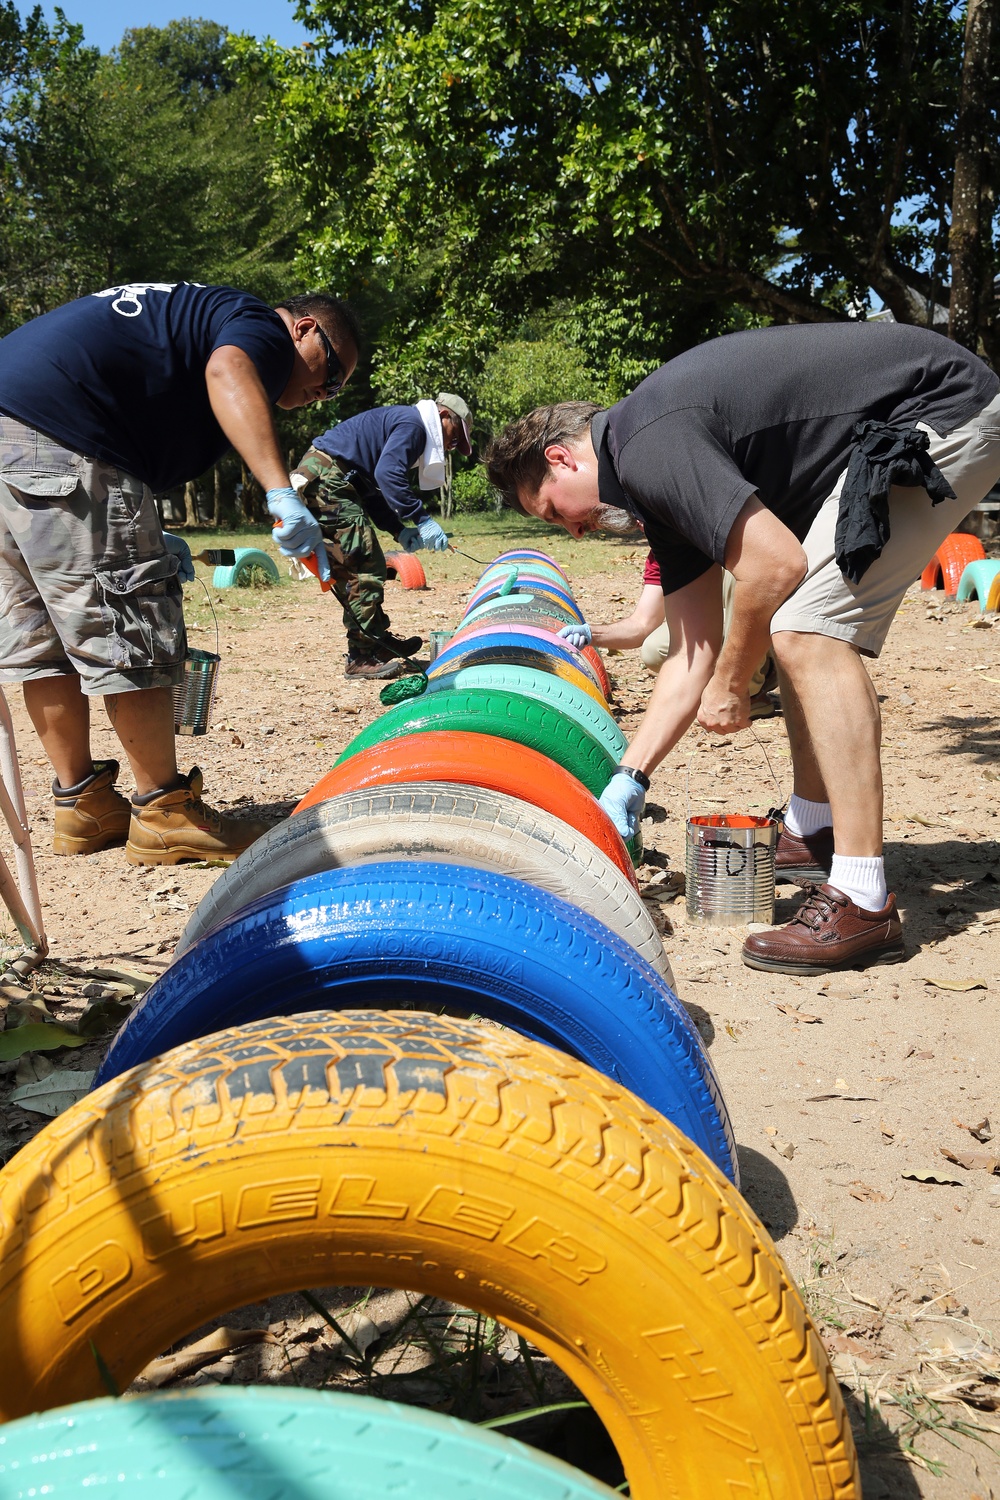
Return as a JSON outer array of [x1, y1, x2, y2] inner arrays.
[[922, 976, 988, 992], [775, 1003, 822, 1023], [939, 1145, 1000, 1173], [10, 1068, 95, 1116], [139, 1326, 275, 1387], [902, 1167, 964, 1185]]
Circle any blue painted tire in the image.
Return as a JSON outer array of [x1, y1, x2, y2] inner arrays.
[[211, 547, 280, 589], [431, 628, 598, 682], [94, 861, 737, 1182], [956, 558, 1000, 610], [0, 1388, 618, 1498], [427, 665, 627, 761]]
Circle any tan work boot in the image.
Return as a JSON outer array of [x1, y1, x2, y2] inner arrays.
[[53, 760, 131, 855], [125, 767, 275, 867]]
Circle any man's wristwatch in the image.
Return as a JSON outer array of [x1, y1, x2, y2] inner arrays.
[[613, 764, 650, 792]]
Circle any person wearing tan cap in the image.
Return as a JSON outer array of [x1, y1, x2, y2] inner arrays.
[[291, 393, 473, 678]]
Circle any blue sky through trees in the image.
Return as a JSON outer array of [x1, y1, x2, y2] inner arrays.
[[40, 0, 310, 51]]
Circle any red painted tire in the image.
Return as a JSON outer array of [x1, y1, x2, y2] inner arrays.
[[920, 532, 986, 597], [294, 729, 638, 887], [384, 551, 427, 589]]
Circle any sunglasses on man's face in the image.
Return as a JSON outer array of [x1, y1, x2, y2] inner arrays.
[[314, 323, 347, 397]]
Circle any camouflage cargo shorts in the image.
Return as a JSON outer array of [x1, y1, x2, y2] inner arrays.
[[0, 414, 186, 695]]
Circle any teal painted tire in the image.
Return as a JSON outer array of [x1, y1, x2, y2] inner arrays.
[[956, 558, 1000, 610], [212, 547, 280, 589], [467, 578, 584, 621], [0, 1387, 617, 1498], [463, 593, 579, 629], [427, 664, 627, 761], [477, 560, 571, 594], [493, 547, 570, 581], [335, 686, 617, 798]]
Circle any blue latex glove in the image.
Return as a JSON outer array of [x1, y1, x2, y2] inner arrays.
[[418, 517, 450, 551], [558, 621, 592, 650], [162, 532, 195, 583], [397, 525, 422, 553], [266, 486, 330, 580], [599, 771, 645, 840]]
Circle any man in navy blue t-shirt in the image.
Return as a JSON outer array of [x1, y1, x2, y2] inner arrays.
[[0, 281, 359, 869], [291, 395, 473, 677]]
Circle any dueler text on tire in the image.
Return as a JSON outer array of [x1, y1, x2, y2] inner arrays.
[[0, 1388, 617, 1499], [294, 731, 638, 881], [332, 687, 618, 800], [384, 551, 427, 589], [177, 784, 667, 978], [426, 666, 626, 762], [0, 1013, 858, 1499], [96, 861, 726, 1175]]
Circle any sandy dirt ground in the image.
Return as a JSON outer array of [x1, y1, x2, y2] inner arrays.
[[1, 520, 998, 1495]]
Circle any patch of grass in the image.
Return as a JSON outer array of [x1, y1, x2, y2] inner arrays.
[[856, 1381, 999, 1477]]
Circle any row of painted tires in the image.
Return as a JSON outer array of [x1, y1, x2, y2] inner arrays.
[[0, 551, 860, 1496]]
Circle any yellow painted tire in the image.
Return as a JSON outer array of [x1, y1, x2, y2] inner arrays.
[[0, 1013, 858, 1500]]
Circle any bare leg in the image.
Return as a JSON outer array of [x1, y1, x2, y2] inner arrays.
[[770, 630, 882, 856], [104, 687, 178, 797], [772, 664, 829, 804], [22, 677, 93, 788]]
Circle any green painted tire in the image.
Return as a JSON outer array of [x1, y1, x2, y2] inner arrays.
[[335, 686, 617, 799], [0, 1387, 617, 1497], [427, 664, 627, 762], [212, 547, 280, 589]]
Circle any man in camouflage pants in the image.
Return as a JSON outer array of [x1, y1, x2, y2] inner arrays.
[[292, 395, 473, 678]]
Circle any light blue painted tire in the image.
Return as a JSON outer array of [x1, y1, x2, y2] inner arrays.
[[212, 547, 280, 589], [493, 547, 570, 581], [427, 664, 627, 761], [0, 1387, 618, 1498], [955, 558, 1000, 610]]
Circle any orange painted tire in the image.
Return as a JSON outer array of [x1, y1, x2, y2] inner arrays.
[[920, 532, 986, 597], [582, 644, 612, 699], [294, 730, 638, 887], [384, 551, 427, 589]]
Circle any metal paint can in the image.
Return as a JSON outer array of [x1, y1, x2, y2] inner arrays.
[[428, 629, 453, 662], [685, 813, 777, 926], [173, 648, 220, 736]]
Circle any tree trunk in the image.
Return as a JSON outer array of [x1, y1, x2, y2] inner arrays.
[[949, 0, 999, 352], [212, 464, 221, 528], [183, 480, 197, 528]]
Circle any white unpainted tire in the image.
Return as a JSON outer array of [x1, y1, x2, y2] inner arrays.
[[177, 783, 673, 985]]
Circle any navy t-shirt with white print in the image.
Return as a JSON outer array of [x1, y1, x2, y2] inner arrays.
[[0, 282, 295, 492]]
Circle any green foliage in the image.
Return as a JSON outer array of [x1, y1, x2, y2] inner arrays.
[[0, 12, 299, 333], [450, 465, 497, 513], [230, 0, 968, 382], [475, 338, 608, 433]]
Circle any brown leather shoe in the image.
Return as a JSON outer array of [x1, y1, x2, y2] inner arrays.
[[126, 767, 276, 866], [774, 824, 834, 885], [53, 760, 131, 855], [742, 884, 904, 975]]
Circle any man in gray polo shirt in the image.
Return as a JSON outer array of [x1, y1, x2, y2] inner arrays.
[[485, 322, 1000, 975]]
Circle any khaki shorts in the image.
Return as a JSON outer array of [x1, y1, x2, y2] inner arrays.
[[640, 572, 771, 695], [0, 415, 186, 695], [770, 391, 1000, 656]]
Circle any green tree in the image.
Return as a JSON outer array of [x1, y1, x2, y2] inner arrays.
[[231, 0, 967, 376]]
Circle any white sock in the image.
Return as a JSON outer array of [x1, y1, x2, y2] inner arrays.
[[784, 794, 832, 838], [829, 854, 887, 912]]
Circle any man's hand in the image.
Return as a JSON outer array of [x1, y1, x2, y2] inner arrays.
[[697, 676, 751, 735], [418, 517, 449, 551], [162, 532, 195, 583], [397, 525, 422, 553], [598, 770, 646, 839], [267, 487, 331, 581], [558, 621, 592, 650]]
